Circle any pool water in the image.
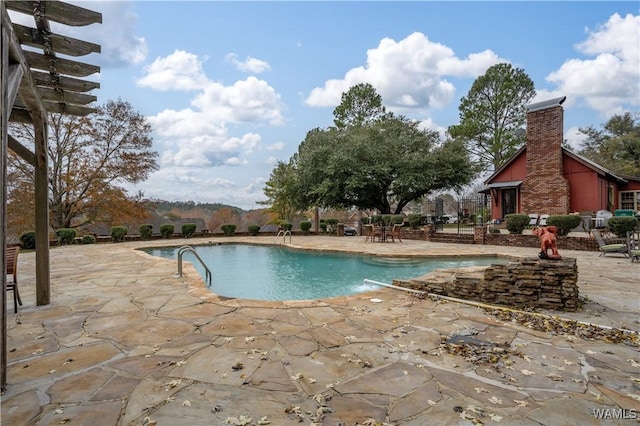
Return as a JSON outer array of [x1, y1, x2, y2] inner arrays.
[[144, 244, 502, 301]]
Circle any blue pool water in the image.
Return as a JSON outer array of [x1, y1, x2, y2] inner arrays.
[[143, 244, 502, 301]]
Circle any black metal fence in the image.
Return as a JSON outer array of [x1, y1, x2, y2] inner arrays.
[[423, 196, 488, 234]]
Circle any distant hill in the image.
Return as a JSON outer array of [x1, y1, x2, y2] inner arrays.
[[148, 199, 247, 216]]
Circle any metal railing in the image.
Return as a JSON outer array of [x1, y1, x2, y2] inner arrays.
[[177, 245, 212, 284], [273, 229, 292, 245]]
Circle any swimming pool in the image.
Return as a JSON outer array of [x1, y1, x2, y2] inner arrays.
[[144, 244, 503, 301]]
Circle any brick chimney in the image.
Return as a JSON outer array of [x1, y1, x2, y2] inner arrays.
[[520, 96, 570, 215]]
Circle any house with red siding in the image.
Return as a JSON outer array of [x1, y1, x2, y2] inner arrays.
[[483, 96, 640, 221]]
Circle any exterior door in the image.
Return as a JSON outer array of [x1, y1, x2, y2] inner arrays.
[[502, 189, 517, 217]]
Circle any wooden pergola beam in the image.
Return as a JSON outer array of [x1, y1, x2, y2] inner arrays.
[[1, 0, 101, 391]]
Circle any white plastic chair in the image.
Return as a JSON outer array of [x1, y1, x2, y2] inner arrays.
[[538, 214, 550, 226], [528, 213, 539, 227]]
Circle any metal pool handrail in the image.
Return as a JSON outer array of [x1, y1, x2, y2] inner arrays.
[[177, 245, 212, 284], [273, 229, 291, 245]]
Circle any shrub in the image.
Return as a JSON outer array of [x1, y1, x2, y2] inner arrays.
[[381, 214, 393, 225], [392, 215, 404, 225], [160, 224, 174, 239], [546, 214, 582, 236], [607, 216, 638, 238], [490, 227, 501, 234], [56, 228, 77, 245], [248, 225, 261, 236], [300, 221, 312, 235], [182, 223, 197, 238], [110, 226, 128, 243], [19, 231, 36, 250], [81, 235, 96, 244], [319, 223, 327, 233], [505, 214, 530, 234], [139, 224, 153, 240], [221, 224, 237, 236], [326, 218, 338, 234], [282, 222, 293, 231], [408, 214, 422, 229]]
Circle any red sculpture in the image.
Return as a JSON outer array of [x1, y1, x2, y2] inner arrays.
[[533, 226, 562, 260]]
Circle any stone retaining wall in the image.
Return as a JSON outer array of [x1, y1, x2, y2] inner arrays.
[[396, 257, 579, 311]]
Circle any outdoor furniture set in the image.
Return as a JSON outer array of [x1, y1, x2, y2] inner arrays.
[[363, 224, 402, 243]]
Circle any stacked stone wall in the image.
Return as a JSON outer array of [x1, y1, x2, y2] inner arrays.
[[398, 257, 579, 311]]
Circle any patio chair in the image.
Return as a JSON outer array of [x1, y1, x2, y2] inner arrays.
[[364, 224, 382, 242], [6, 246, 22, 313], [592, 229, 628, 257], [527, 213, 539, 228], [538, 214, 550, 227], [386, 224, 403, 243]]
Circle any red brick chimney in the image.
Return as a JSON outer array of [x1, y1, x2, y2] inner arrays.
[[520, 96, 570, 215]]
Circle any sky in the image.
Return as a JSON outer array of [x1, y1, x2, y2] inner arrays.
[[11, 1, 640, 210]]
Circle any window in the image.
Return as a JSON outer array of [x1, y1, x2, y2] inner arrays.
[[620, 191, 640, 211]]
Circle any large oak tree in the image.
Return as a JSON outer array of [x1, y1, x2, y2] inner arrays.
[[8, 99, 159, 231], [264, 84, 478, 215]]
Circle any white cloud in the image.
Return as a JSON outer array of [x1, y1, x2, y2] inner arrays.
[[416, 117, 447, 139], [545, 13, 640, 117], [139, 170, 267, 210], [145, 72, 285, 170], [155, 125, 261, 168], [564, 126, 589, 151], [267, 141, 285, 150], [137, 50, 209, 91], [91, 1, 147, 66], [226, 53, 271, 74], [305, 32, 505, 112], [192, 77, 285, 125]]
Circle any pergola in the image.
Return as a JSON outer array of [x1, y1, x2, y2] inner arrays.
[[1, 0, 101, 390]]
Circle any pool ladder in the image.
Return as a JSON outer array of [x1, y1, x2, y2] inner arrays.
[[177, 245, 212, 284], [273, 229, 291, 245]]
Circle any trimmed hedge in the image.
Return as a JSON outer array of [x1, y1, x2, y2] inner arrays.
[[607, 216, 638, 238], [546, 215, 582, 236], [221, 224, 237, 236], [139, 224, 153, 240], [81, 235, 96, 244], [393, 215, 404, 224], [248, 225, 260, 236], [19, 231, 36, 250], [300, 221, 312, 235], [505, 214, 530, 234], [182, 223, 197, 238], [408, 214, 422, 229], [56, 228, 77, 245], [110, 226, 128, 243], [160, 224, 174, 239]]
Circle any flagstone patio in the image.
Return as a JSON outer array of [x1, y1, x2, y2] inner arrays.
[[2, 236, 639, 425]]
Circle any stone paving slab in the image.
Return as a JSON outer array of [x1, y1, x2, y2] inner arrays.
[[2, 236, 639, 425]]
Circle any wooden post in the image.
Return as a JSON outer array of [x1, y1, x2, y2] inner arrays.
[[33, 112, 50, 306], [1, 13, 8, 391]]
